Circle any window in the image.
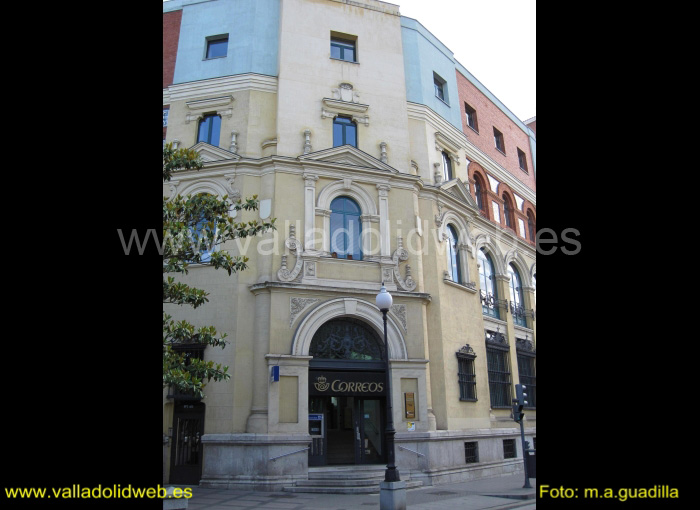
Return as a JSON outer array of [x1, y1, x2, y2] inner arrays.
[[503, 439, 517, 459], [433, 73, 447, 103], [445, 224, 461, 283], [527, 211, 536, 242], [333, 116, 357, 148], [474, 176, 486, 213], [456, 345, 477, 401], [205, 35, 228, 59], [486, 345, 512, 408], [442, 151, 453, 181], [191, 194, 217, 264], [508, 264, 527, 327], [503, 194, 515, 229], [517, 354, 536, 409], [330, 36, 356, 62], [310, 319, 383, 361], [517, 148, 528, 173], [464, 442, 479, 463], [478, 249, 500, 319], [166, 343, 205, 399], [197, 114, 221, 146], [163, 108, 169, 127], [330, 196, 362, 260], [464, 103, 478, 132], [493, 127, 505, 154]]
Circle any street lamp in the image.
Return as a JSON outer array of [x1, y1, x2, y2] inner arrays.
[[376, 283, 400, 483]]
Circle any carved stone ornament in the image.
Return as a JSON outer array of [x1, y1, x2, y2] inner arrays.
[[290, 298, 320, 327], [224, 173, 241, 202], [456, 344, 477, 360], [485, 329, 509, 347], [303, 129, 312, 154], [390, 304, 407, 331], [331, 83, 360, 103], [516, 338, 536, 354], [277, 225, 304, 282], [391, 236, 417, 291]]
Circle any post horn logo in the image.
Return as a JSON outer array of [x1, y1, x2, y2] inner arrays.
[[314, 376, 330, 392]]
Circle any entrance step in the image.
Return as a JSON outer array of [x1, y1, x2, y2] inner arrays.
[[284, 466, 423, 494]]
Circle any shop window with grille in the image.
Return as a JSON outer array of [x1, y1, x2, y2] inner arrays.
[[503, 439, 516, 459], [464, 442, 479, 463]]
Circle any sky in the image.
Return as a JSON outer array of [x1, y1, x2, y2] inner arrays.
[[396, 0, 536, 122], [163, 0, 536, 121]]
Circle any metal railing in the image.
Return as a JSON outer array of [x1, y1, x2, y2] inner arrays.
[[269, 446, 310, 462], [398, 445, 425, 457]]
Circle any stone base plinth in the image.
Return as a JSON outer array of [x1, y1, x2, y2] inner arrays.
[[379, 480, 406, 510]]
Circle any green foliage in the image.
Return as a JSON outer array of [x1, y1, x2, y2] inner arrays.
[[163, 143, 276, 398]]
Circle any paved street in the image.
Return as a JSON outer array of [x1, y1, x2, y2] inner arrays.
[[182, 473, 536, 510]]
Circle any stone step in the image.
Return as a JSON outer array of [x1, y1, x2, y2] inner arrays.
[[283, 480, 423, 494], [308, 466, 387, 481]]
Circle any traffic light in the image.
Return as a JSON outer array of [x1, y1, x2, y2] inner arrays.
[[513, 384, 527, 422]]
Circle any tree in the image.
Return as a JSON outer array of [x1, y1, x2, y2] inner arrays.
[[163, 143, 275, 398]]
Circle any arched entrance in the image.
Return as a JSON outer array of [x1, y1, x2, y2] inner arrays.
[[308, 318, 387, 466]]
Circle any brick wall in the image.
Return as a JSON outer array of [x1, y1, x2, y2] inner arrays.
[[163, 10, 183, 89], [456, 70, 535, 193]]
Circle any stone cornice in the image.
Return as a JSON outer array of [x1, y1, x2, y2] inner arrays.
[[166, 73, 278, 102], [249, 281, 431, 302]]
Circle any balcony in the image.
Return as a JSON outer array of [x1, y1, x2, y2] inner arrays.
[[510, 301, 535, 328], [480, 291, 508, 320]]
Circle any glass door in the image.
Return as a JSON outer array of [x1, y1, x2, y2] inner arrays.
[[357, 398, 384, 464]]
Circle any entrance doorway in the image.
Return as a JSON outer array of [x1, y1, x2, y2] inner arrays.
[[309, 395, 384, 466], [169, 402, 205, 484], [307, 318, 387, 467]]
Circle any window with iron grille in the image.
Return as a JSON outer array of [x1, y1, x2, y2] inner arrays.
[[167, 343, 205, 400], [517, 354, 536, 408], [456, 345, 477, 401], [503, 439, 516, 459], [464, 442, 479, 463], [486, 345, 512, 408]]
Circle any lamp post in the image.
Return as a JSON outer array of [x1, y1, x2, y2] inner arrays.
[[376, 283, 400, 483], [376, 283, 406, 509]]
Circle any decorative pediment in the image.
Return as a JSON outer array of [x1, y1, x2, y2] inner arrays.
[[299, 146, 398, 173], [190, 142, 241, 163], [440, 179, 477, 208]]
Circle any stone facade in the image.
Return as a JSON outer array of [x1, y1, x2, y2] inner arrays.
[[163, 0, 535, 491]]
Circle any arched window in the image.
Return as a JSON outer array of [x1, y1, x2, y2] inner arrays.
[[474, 176, 486, 214], [309, 319, 383, 361], [503, 194, 514, 229], [446, 224, 461, 283], [508, 264, 526, 327], [442, 151, 453, 181], [197, 114, 221, 146], [191, 193, 217, 263], [478, 248, 500, 319], [330, 196, 362, 260], [527, 210, 536, 242], [333, 116, 357, 148]]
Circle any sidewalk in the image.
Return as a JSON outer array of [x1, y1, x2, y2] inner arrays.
[[184, 474, 536, 510]]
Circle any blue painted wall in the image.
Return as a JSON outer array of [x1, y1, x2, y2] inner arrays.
[[171, 0, 280, 84], [400, 17, 462, 132]]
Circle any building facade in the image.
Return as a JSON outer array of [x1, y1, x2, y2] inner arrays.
[[163, 0, 536, 491]]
